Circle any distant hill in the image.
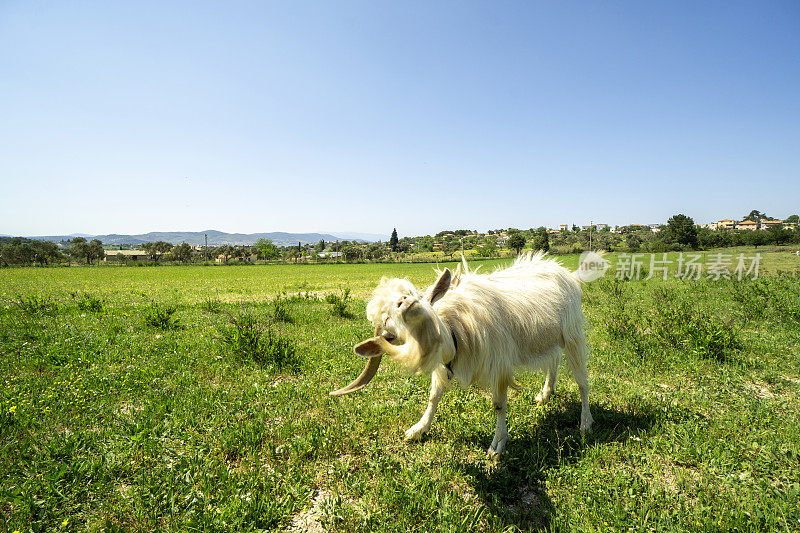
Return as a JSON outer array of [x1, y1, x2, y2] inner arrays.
[[22, 230, 386, 247], [330, 231, 389, 242]]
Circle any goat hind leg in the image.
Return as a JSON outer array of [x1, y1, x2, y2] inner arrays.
[[488, 384, 509, 458], [536, 348, 561, 404], [564, 334, 594, 435]]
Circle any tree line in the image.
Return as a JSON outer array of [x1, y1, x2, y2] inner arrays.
[[3, 212, 799, 267], [0, 236, 387, 266]]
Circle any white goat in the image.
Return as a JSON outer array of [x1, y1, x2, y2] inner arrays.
[[331, 252, 594, 457]]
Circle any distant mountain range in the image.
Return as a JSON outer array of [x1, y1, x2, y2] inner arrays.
[[15, 230, 389, 247]]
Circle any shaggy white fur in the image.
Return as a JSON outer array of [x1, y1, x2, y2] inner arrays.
[[345, 252, 594, 457]]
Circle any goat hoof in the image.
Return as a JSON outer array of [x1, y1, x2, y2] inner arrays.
[[404, 424, 428, 442], [487, 436, 508, 458], [580, 412, 595, 436], [535, 391, 552, 405], [487, 447, 504, 460]]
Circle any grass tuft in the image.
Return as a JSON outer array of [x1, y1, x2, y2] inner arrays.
[[13, 295, 58, 315], [272, 294, 293, 323], [143, 302, 182, 330], [218, 311, 299, 371], [325, 288, 354, 318], [76, 293, 104, 313], [201, 297, 222, 313]]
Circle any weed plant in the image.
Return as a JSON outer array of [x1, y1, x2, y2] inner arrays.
[[201, 297, 222, 313], [648, 288, 739, 361], [325, 288, 354, 318], [272, 294, 293, 323], [75, 293, 104, 313], [143, 302, 181, 330], [13, 295, 58, 315], [730, 273, 800, 324], [218, 311, 299, 371]]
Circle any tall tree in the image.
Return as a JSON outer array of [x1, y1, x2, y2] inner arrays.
[[366, 243, 385, 260], [172, 242, 192, 262], [508, 233, 526, 255], [442, 240, 457, 259], [0, 239, 35, 265], [343, 245, 361, 262], [742, 210, 768, 227], [30, 240, 62, 265], [766, 223, 791, 245], [626, 234, 641, 251], [532, 227, 550, 252], [254, 238, 279, 260], [745, 229, 768, 248], [87, 240, 101, 264], [478, 238, 497, 257], [214, 244, 234, 262], [142, 241, 173, 261], [664, 214, 698, 249], [70, 237, 89, 264], [390, 228, 399, 252], [87, 239, 105, 264]]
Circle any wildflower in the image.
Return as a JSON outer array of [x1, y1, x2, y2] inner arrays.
[[9, 405, 17, 414], [62, 518, 69, 527]]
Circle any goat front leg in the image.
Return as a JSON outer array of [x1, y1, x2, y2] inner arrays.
[[405, 366, 448, 441], [488, 385, 509, 458]]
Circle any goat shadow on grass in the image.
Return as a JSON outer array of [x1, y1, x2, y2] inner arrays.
[[453, 398, 667, 531]]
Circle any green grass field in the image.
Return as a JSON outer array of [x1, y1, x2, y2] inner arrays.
[[1, 251, 799, 531]]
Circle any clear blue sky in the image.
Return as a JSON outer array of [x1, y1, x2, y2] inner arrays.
[[1, 1, 798, 238]]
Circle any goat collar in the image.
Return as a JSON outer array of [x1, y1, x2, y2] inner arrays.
[[444, 327, 458, 380]]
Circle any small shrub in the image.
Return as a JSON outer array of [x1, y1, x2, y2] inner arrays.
[[648, 288, 740, 361], [272, 294, 293, 323], [144, 303, 181, 330], [730, 275, 800, 324], [601, 299, 648, 356], [684, 316, 740, 360], [201, 298, 222, 313], [220, 312, 262, 359], [325, 288, 354, 318], [76, 293, 104, 313], [599, 279, 640, 340], [13, 296, 58, 315], [218, 312, 299, 371], [730, 279, 770, 320], [107, 321, 124, 339]]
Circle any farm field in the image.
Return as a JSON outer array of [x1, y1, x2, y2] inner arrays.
[[1, 251, 799, 531]]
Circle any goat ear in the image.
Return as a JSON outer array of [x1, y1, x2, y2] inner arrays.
[[451, 263, 462, 287], [427, 268, 451, 305], [354, 337, 386, 357]]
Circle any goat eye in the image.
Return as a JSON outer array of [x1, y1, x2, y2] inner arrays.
[[382, 331, 396, 342]]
